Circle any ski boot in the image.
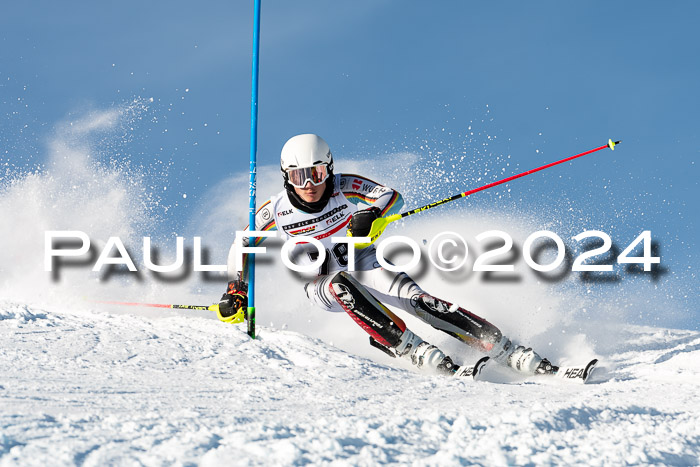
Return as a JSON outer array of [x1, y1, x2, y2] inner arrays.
[[490, 336, 558, 376], [393, 329, 457, 376]]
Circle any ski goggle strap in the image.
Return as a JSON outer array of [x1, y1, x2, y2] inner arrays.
[[286, 165, 329, 188]]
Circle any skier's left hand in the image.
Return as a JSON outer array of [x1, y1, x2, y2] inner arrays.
[[217, 279, 248, 323], [348, 207, 382, 238]]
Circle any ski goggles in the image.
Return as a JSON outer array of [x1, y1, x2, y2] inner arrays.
[[286, 165, 329, 188]]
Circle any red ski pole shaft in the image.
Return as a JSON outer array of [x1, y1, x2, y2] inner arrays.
[[400, 139, 620, 220]]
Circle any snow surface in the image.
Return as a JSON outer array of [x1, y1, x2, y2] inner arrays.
[[1, 301, 699, 466]]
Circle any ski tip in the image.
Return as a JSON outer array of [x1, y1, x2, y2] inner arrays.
[[583, 358, 599, 381], [473, 356, 490, 379], [608, 139, 621, 151]]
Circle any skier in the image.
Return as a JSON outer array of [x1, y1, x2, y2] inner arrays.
[[218, 134, 557, 377]]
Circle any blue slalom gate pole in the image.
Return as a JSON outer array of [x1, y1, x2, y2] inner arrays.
[[247, 0, 262, 339]]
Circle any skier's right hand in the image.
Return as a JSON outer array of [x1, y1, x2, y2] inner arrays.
[[348, 207, 381, 238], [217, 279, 248, 323]]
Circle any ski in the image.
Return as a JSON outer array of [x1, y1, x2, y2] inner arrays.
[[550, 358, 599, 384], [454, 356, 490, 379], [466, 357, 599, 384]]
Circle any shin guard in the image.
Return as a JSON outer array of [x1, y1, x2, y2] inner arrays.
[[415, 294, 503, 351], [329, 272, 405, 348]]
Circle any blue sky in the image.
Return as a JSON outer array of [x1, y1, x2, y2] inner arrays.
[[2, 1, 698, 320]]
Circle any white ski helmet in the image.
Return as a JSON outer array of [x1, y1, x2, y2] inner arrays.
[[280, 134, 334, 187]]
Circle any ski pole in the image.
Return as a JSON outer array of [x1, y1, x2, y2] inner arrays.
[[90, 300, 244, 323], [352, 139, 620, 248]]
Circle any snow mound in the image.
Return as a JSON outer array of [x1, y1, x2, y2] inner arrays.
[[1, 301, 699, 465]]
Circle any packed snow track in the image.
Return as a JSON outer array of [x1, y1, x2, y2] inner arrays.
[[1, 302, 699, 465]]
